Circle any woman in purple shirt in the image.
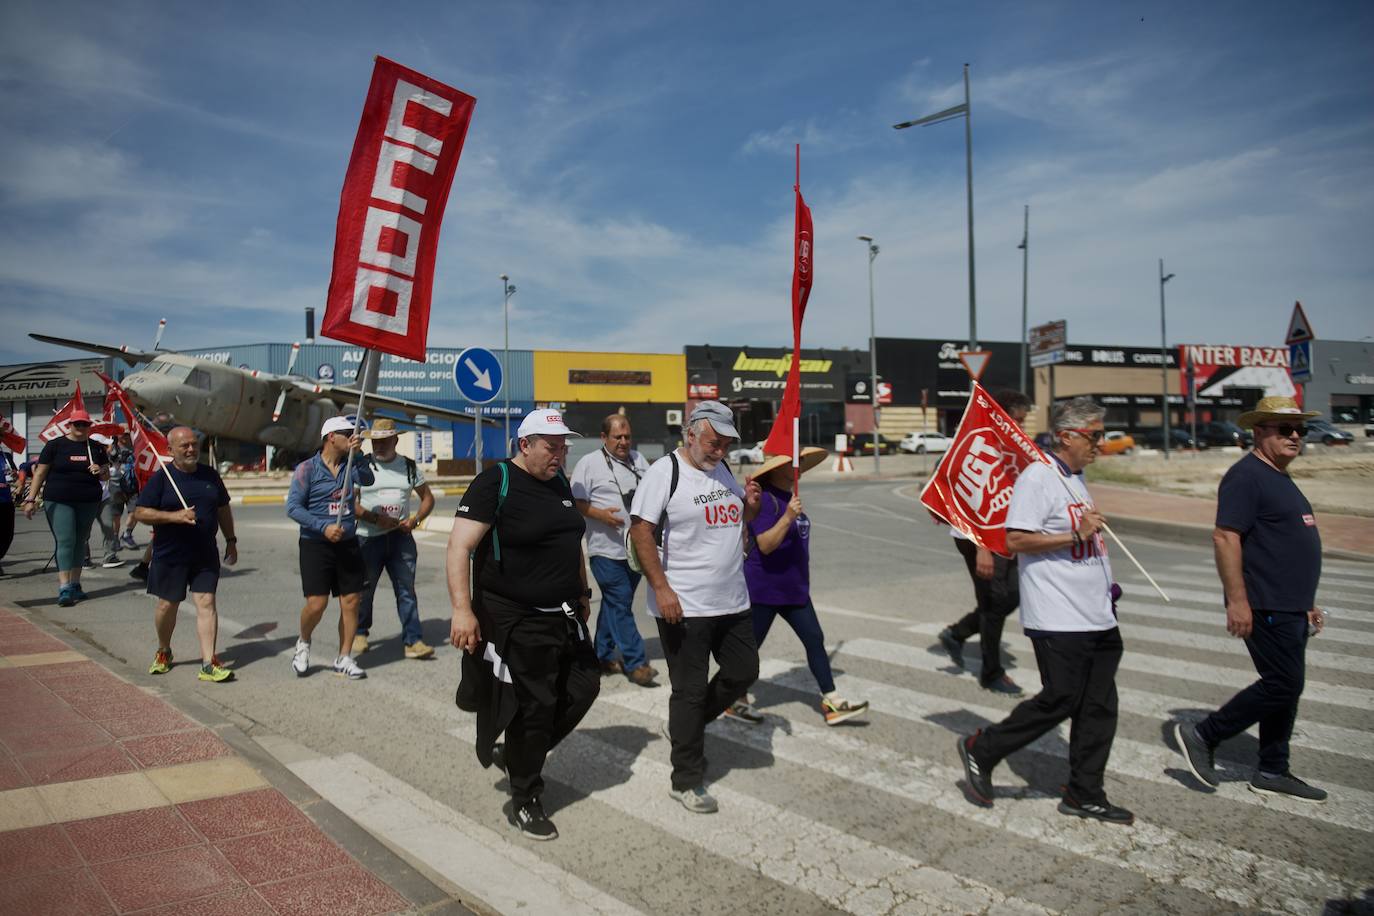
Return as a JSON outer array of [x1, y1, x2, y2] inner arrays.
[[736, 448, 868, 727]]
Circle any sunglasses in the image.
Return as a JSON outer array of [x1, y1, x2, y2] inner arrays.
[[1065, 429, 1104, 443], [1257, 423, 1307, 438], [70, 421, 92, 428]]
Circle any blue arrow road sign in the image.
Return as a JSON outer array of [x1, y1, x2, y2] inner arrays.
[[1288, 340, 1312, 384], [454, 347, 503, 404]]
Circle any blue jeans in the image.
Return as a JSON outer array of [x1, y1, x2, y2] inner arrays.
[[589, 555, 646, 670], [358, 531, 423, 645], [751, 599, 835, 694]]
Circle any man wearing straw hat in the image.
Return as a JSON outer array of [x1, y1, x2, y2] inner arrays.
[[1174, 396, 1328, 802], [134, 427, 238, 683], [353, 417, 436, 660], [956, 397, 1134, 824]]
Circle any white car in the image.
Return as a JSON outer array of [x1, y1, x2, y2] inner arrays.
[[729, 441, 765, 465], [899, 432, 952, 454]]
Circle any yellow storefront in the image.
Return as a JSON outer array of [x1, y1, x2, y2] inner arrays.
[[533, 350, 687, 459]]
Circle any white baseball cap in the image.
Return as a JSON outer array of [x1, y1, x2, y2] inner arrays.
[[320, 415, 365, 439], [517, 408, 580, 438]]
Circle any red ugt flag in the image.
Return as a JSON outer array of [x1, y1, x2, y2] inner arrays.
[[321, 57, 477, 362], [762, 146, 814, 474], [0, 411, 25, 455], [97, 372, 170, 489], [920, 383, 1050, 557]]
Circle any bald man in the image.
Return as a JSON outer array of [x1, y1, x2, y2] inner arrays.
[[133, 427, 238, 683]]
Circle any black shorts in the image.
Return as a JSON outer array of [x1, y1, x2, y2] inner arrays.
[[147, 553, 220, 603], [299, 537, 366, 597]]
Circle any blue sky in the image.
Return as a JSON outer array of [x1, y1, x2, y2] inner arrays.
[[2, 0, 1371, 367]]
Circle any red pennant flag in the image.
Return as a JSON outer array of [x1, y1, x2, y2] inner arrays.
[[321, 56, 477, 362], [38, 383, 92, 444], [761, 146, 814, 487], [0, 411, 25, 455], [97, 372, 170, 489], [920, 382, 1050, 557]]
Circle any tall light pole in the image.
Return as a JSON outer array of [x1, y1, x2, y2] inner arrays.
[[1159, 260, 1175, 460], [858, 235, 880, 471], [895, 62, 977, 351], [501, 273, 516, 454], [1017, 204, 1029, 395]]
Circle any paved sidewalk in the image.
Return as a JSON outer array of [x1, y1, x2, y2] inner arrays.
[[0, 605, 471, 916]]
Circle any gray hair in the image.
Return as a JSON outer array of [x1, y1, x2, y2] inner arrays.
[[688, 418, 715, 436], [1051, 397, 1106, 432]]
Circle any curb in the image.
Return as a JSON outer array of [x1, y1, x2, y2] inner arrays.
[[2, 602, 476, 916], [231, 485, 467, 506]]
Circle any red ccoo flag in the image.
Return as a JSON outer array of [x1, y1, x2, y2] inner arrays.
[[97, 372, 170, 489], [920, 382, 1050, 557], [38, 383, 92, 444], [0, 411, 25, 455], [761, 145, 814, 491], [321, 57, 477, 362]]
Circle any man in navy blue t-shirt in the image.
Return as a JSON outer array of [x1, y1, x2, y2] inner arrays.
[[1173, 397, 1327, 802], [133, 427, 238, 683]]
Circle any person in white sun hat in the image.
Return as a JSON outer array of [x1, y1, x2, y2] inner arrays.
[[446, 408, 599, 841]]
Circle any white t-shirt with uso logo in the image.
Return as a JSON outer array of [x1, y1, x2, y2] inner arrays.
[[1004, 460, 1116, 633], [630, 450, 750, 619]]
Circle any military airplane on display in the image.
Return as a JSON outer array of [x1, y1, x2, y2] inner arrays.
[[29, 332, 492, 456]]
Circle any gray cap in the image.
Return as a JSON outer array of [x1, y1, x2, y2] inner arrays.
[[688, 400, 739, 439]]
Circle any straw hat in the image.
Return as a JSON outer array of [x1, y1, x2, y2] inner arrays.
[[750, 447, 829, 480], [364, 417, 400, 439], [1236, 396, 1319, 430]]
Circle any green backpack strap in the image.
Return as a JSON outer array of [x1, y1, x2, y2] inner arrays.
[[492, 462, 509, 563]]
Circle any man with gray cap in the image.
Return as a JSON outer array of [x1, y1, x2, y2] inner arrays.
[[286, 415, 375, 680], [629, 400, 762, 813]]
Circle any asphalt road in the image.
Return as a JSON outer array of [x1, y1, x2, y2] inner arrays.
[[4, 479, 1372, 915]]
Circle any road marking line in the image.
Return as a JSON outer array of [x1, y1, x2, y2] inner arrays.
[[262, 738, 644, 916], [596, 685, 1356, 914], [809, 521, 952, 557], [1117, 583, 1374, 624], [1111, 600, 1370, 647], [842, 635, 1374, 757], [1121, 570, 1374, 607]]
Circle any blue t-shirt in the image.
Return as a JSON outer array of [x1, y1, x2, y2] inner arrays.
[[136, 464, 231, 564], [744, 483, 811, 606], [1215, 453, 1321, 613]]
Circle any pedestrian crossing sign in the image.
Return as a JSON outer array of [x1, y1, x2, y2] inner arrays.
[[1289, 339, 1312, 382]]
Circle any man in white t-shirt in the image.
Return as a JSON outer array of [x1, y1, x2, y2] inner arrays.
[[629, 400, 761, 814], [956, 397, 1133, 825], [571, 414, 657, 686], [354, 418, 436, 659]]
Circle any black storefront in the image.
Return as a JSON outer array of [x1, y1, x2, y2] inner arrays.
[[684, 345, 869, 445], [874, 338, 1026, 433]]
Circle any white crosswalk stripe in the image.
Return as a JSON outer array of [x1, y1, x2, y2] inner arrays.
[[1119, 569, 1374, 609], [1110, 599, 1370, 648]]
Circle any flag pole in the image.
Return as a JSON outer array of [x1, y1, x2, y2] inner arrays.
[[792, 417, 800, 496], [158, 459, 190, 510], [1047, 471, 1169, 602], [336, 349, 378, 526]]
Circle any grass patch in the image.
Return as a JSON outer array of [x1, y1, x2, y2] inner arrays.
[[1084, 463, 1149, 486]]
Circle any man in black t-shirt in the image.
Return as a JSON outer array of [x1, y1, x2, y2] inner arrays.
[[445, 409, 598, 841], [134, 427, 238, 683], [1173, 397, 1327, 803]]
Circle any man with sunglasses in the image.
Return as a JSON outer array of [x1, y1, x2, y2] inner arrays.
[[957, 397, 1133, 824], [571, 414, 657, 686], [1174, 396, 1327, 802]]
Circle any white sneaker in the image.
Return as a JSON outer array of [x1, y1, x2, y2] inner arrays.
[[671, 785, 719, 814], [333, 655, 367, 680], [291, 639, 310, 677]]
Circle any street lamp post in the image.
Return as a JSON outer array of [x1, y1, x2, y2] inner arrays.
[[1159, 260, 1175, 460], [858, 236, 880, 471], [895, 63, 977, 352], [1017, 204, 1029, 395], [500, 274, 516, 455]]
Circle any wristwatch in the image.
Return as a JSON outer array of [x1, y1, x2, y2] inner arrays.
[[225, 537, 238, 544]]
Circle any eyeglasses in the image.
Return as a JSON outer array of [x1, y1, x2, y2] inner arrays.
[[1065, 429, 1104, 443], [1257, 423, 1307, 438], [70, 421, 92, 428]]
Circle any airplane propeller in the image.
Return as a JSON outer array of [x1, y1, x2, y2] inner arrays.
[[271, 342, 301, 423], [153, 318, 167, 351]]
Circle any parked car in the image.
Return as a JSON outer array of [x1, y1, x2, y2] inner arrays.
[[1097, 431, 1136, 455], [1137, 428, 1207, 451], [728, 441, 765, 465], [898, 432, 953, 454], [1366, 419, 1374, 438], [1304, 418, 1355, 446], [1198, 421, 1253, 449], [856, 437, 897, 455]]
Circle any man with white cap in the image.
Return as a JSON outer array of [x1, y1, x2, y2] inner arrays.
[[447, 408, 599, 841], [628, 400, 762, 813], [285, 415, 375, 680], [353, 417, 436, 659], [1174, 396, 1328, 802]]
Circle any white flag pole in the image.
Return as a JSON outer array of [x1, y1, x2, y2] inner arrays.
[[1048, 471, 1169, 602], [792, 416, 800, 496], [336, 349, 378, 526], [158, 459, 190, 510]]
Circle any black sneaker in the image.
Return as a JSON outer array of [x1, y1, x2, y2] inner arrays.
[[1249, 771, 1327, 803], [1058, 793, 1134, 825], [1173, 722, 1218, 789], [491, 742, 506, 774], [957, 732, 994, 807], [129, 562, 149, 581], [982, 675, 1024, 696], [938, 628, 965, 669], [511, 798, 558, 840]]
